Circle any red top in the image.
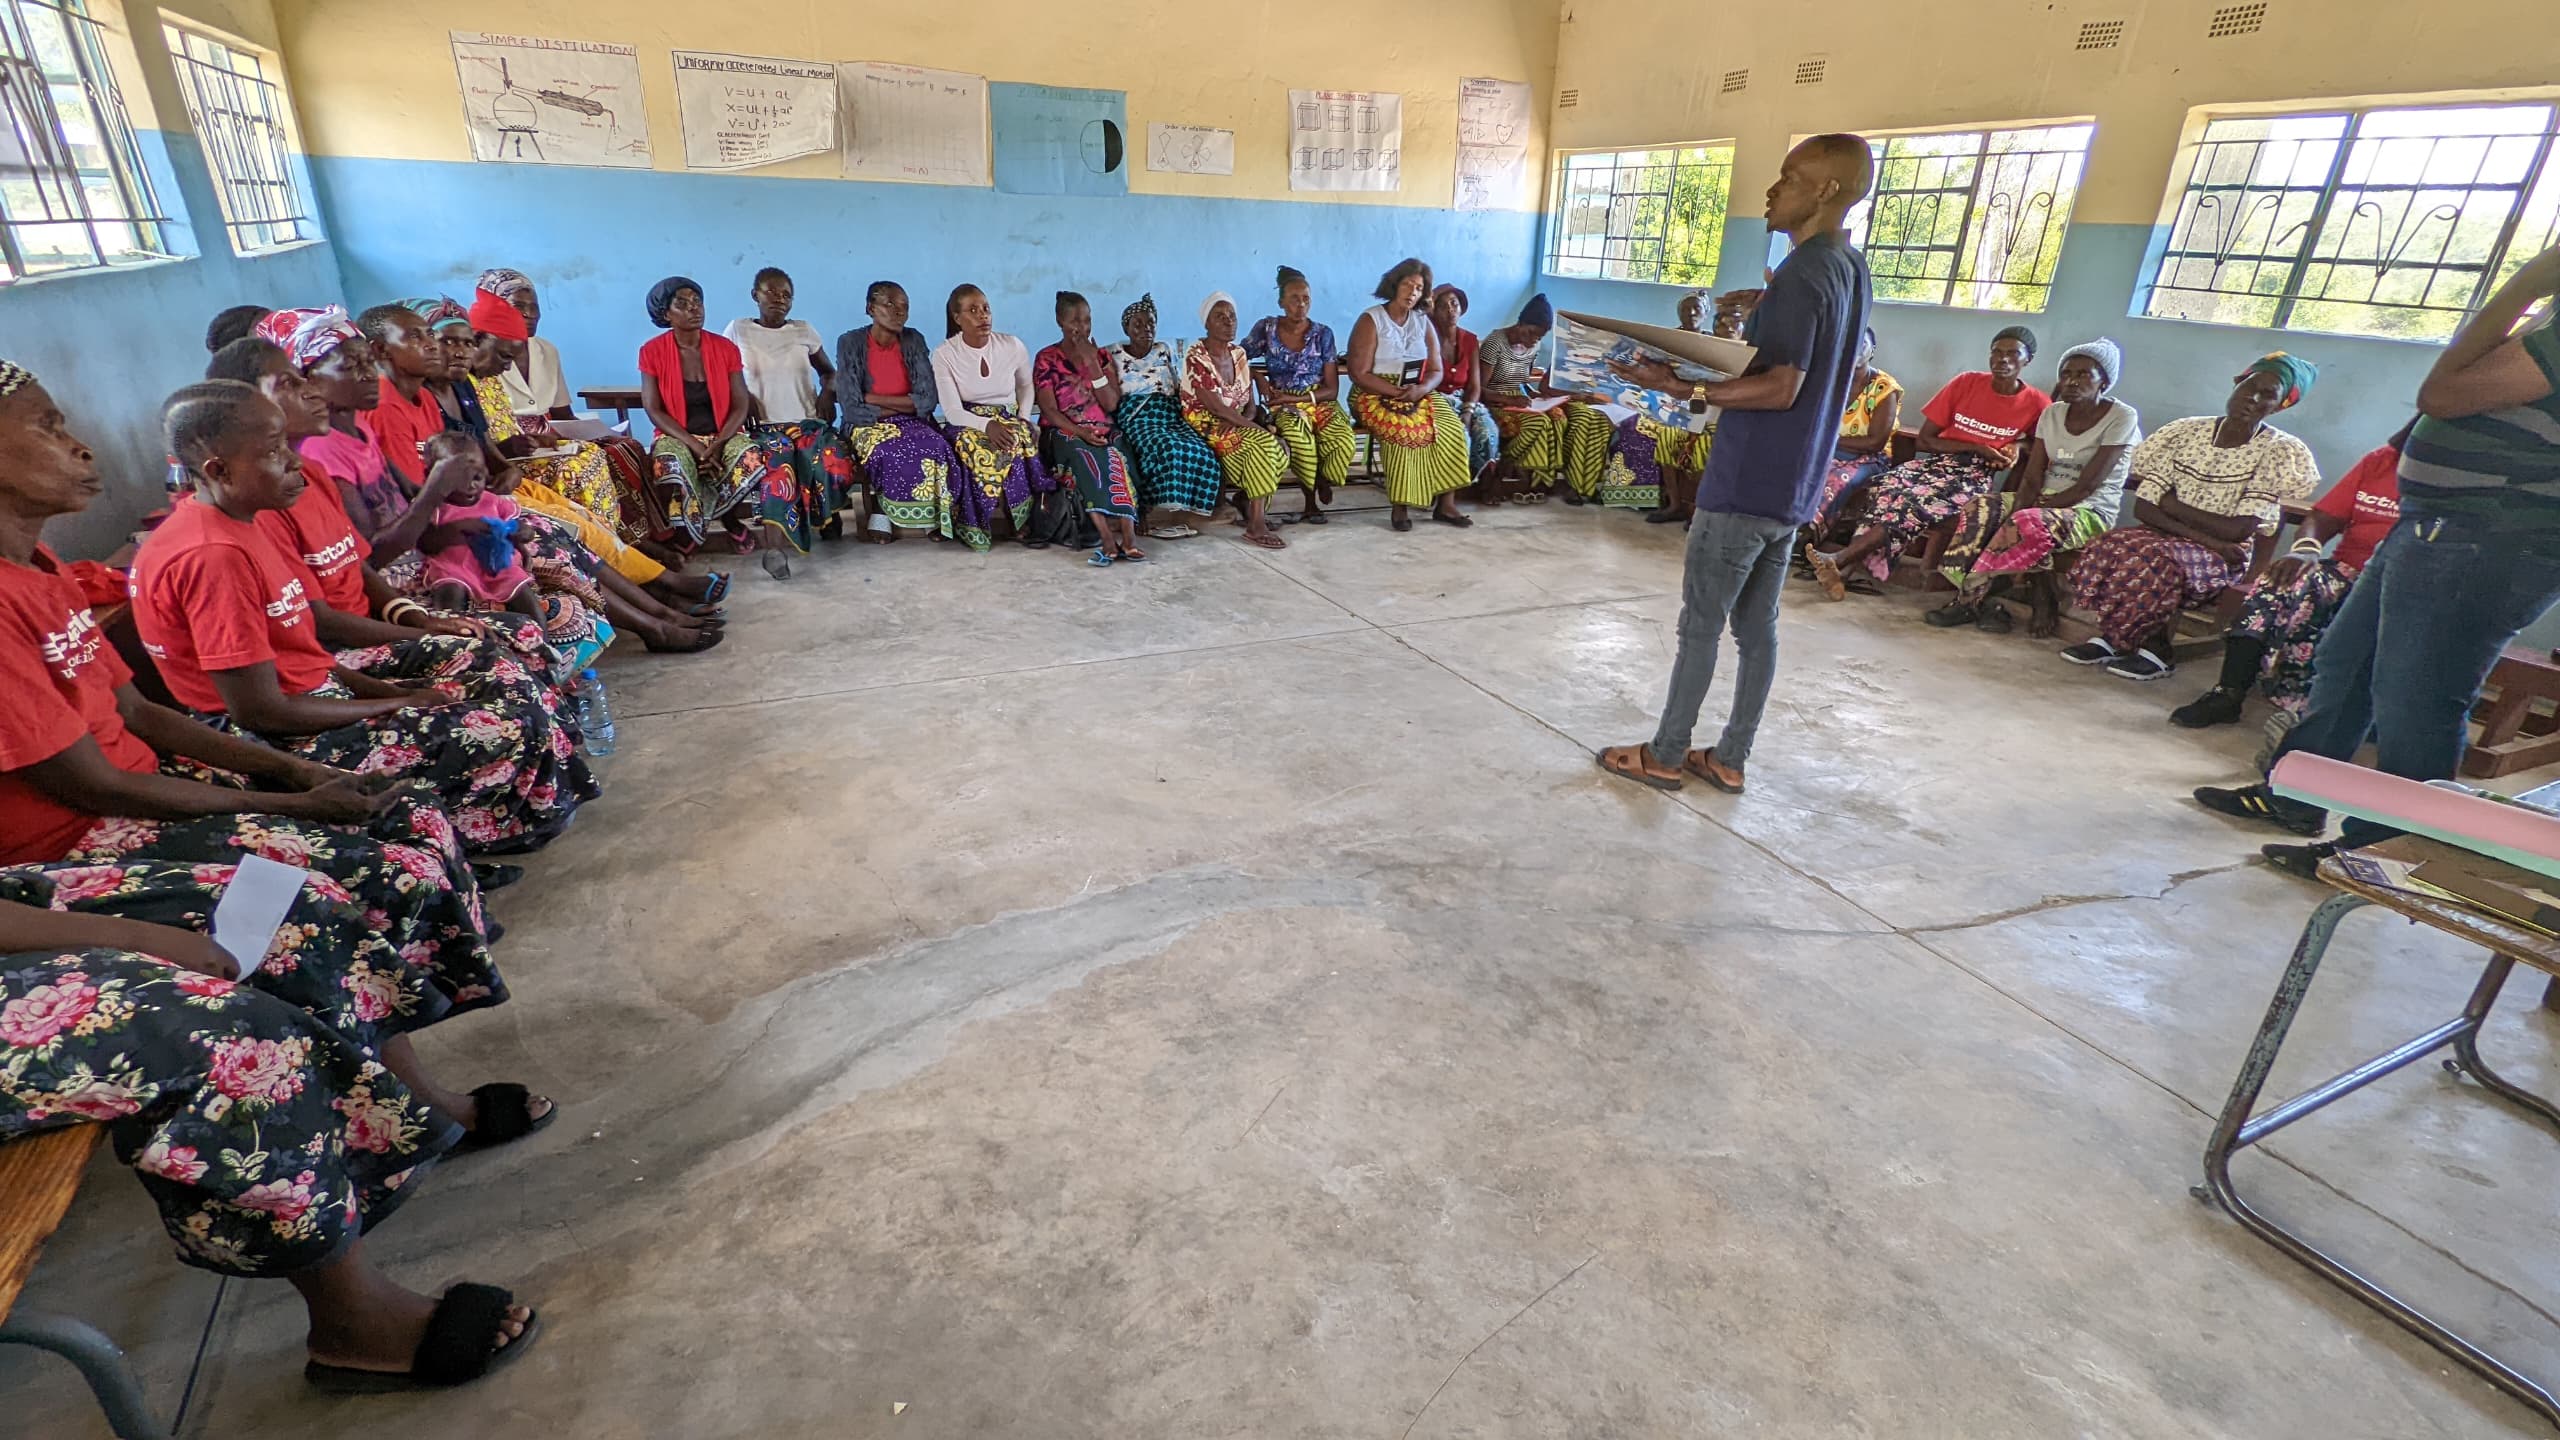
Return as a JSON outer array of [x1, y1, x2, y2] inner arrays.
[[0, 546, 157, 864], [638, 330, 744, 433], [130, 497, 336, 714], [254, 458, 372, 613], [1921, 372, 2051, 449], [867, 328, 910, 399], [1436, 327, 1480, 397], [360, 377, 448, 485], [2313, 443, 2405, 575]]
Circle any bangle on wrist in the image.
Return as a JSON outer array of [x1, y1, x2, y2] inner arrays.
[[2286, 539, 2324, 557]]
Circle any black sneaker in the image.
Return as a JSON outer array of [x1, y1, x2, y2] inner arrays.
[[2169, 685, 2248, 729], [2061, 638, 2119, 665], [1923, 600, 1979, 628], [2104, 649, 2175, 682], [2193, 783, 2327, 837], [2261, 841, 2336, 881]]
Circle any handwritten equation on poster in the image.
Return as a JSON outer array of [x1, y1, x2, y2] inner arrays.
[[1288, 89, 1400, 193]]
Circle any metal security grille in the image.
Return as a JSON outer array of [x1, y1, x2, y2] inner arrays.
[[163, 24, 311, 253], [1544, 144, 1734, 285], [0, 0, 167, 281], [1848, 123, 2092, 312], [2141, 103, 2560, 341]]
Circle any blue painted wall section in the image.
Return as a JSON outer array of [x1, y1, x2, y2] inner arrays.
[[307, 156, 1541, 405]]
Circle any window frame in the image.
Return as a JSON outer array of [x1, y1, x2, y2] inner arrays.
[[1837, 119, 2095, 314], [160, 19, 313, 255], [0, 0, 170, 282], [2138, 97, 2560, 342], [1541, 141, 1736, 286]]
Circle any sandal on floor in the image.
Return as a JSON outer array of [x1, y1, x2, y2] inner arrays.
[[454, 1083, 556, 1152], [1120, 546, 1147, 562], [1597, 744, 1683, 791], [305, 1284, 543, 1394], [1431, 510, 1474, 528], [700, 573, 732, 605], [1146, 524, 1199, 539], [469, 862, 524, 892], [1682, 747, 1745, 794], [643, 627, 724, 653], [1806, 550, 1848, 601], [1088, 549, 1114, 567], [1391, 513, 1413, 532], [2059, 638, 2119, 666], [1242, 531, 1288, 550], [1301, 508, 1330, 525]]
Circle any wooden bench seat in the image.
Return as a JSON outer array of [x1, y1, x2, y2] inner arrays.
[[2465, 646, 2560, 779]]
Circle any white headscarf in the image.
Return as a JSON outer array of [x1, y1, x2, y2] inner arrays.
[[1199, 291, 1238, 331]]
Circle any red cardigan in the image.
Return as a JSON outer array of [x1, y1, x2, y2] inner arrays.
[[638, 330, 743, 434]]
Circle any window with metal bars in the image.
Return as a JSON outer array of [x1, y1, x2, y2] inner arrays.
[[0, 0, 169, 282], [162, 23, 311, 254], [2141, 102, 2560, 342], [1543, 144, 1733, 285], [1844, 122, 2092, 312]]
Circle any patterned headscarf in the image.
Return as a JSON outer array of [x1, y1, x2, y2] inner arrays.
[[1992, 324, 2039, 360], [2058, 337, 2123, 394], [1199, 291, 1238, 329], [1121, 293, 1157, 334], [2241, 351, 2318, 410], [646, 276, 700, 328], [254, 305, 363, 369], [0, 359, 32, 401], [476, 267, 532, 300], [402, 296, 471, 334]]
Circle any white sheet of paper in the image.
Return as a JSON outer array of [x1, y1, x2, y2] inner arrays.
[[840, 62, 989, 187], [672, 51, 838, 171], [1454, 77, 1532, 211], [1146, 123, 1234, 176], [1288, 89, 1401, 193], [545, 417, 618, 441], [211, 854, 306, 976]]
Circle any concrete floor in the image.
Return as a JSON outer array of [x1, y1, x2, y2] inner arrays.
[[11, 493, 2560, 1437]]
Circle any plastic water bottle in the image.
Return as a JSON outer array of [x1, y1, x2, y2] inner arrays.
[[575, 669, 617, 757]]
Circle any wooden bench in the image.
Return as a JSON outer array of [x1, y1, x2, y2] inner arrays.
[[0, 1124, 169, 1438], [576, 386, 645, 426], [2463, 646, 2560, 779]]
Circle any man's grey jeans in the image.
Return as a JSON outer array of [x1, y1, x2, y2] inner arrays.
[[1646, 508, 1797, 769]]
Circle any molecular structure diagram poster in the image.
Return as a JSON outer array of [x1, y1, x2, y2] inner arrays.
[[452, 32, 651, 168], [1288, 89, 1400, 193], [990, 83, 1126, 197], [840, 62, 989, 187], [1147, 123, 1233, 177]]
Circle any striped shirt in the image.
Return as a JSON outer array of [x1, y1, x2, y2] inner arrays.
[[2399, 320, 2560, 527]]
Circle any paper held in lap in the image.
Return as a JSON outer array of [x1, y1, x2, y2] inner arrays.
[[211, 854, 309, 977], [1549, 312, 1755, 434]]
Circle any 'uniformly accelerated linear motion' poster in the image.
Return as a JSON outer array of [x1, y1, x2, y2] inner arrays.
[[671, 51, 837, 171]]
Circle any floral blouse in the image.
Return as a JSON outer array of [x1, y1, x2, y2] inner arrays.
[[1115, 341, 1181, 399], [1033, 342, 1116, 435], [1180, 340, 1256, 414], [1839, 367, 1901, 439], [1242, 317, 1338, 393]]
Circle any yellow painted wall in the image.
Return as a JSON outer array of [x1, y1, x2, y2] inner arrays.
[[271, 0, 1560, 208], [1549, 0, 2560, 225]]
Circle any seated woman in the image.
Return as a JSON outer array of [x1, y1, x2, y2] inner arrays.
[[1110, 293, 1223, 538], [638, 276, 765, 553], [1676, 290, 1707, 333], [133, 381, 597, 853], [2, 898, 542, 1390], [2060, 354, 2322, 682], [719, 266, 854, 578], [834, 281, 962, 544], [1808, 325, 2047, 597], [205, 303, 269, 354], [1183, 293, 1292, 550], [1243, 266, 1354, 525], [931, 284, 1058, 552], [1930, 338, 2140, 636], [1477, 295, 1616, 507], [1804, 327, 1901, 542], [1346, 258, 1474, 532], [1036, 291, 1143, 564], [476, 265, 669, 547], [2170, 418, 2406, 733], [1428, 284, 1500, 485]]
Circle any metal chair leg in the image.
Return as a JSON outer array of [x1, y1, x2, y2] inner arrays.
[[0, 1309, 170, 1440], [2444, 954, 2560, 1134]]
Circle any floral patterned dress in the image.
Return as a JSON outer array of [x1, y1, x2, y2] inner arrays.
[[1033, 343, 1140, 520]]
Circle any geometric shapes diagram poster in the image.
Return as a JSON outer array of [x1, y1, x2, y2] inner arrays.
[[451, 32, 651, 168], [991, 83, 1127, 196], [1288, 89, 1400, 192], [840, 62, 989, 187], [671, 51, 838, 171]]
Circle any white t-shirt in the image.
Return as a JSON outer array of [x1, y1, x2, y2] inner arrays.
[[723, 318, 826, 424], [2036, 397, 2141, 518]]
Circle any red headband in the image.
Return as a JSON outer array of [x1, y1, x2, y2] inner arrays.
[[469, 287, 529, 341]]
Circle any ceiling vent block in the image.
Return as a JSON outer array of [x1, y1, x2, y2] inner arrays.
[[2075, 18, 2126, 49], [1720, 68, 1749, 93], [2207, 2, 2266, 38], [1794, 57, 1827, 86]]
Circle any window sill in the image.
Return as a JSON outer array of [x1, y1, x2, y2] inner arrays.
[[231, 236, 328, 261], [0, 252, 193, 291], [2124, 308, 2453, 350]]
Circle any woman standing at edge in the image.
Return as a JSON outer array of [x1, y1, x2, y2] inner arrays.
[[1346, 258, 1473, 532], [1243, 266, 1355, 525]]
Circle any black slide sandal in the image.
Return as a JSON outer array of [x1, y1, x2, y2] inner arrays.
[[305, 1283, 542, 1394], [453, 1083, 556, 1152]]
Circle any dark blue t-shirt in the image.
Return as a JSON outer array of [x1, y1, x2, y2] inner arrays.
[[1696, 230, 1872, 524]]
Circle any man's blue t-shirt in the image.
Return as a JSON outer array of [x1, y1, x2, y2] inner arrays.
[[1696, 230, 1873, 525]]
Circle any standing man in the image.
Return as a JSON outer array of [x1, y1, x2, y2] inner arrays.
[[1599, 134, 1875, 794], [2192, 243, 2560, 875]]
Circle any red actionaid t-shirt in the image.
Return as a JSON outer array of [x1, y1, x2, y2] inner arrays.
[[0, 546, 158, 863], [129, 496, 336, 714], [1921, 371, 2051, 450], [254, 458, 372, 613], [2312, 442, 2405, 575], [360, 377, 448, 485]]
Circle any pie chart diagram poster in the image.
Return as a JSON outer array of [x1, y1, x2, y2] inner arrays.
[[991, 83, 1128, 197]]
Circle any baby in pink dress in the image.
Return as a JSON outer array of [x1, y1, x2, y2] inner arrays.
[[417, 434, 539, 617]]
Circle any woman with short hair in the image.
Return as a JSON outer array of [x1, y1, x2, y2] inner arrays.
[[1345, 257, 1473, 532]]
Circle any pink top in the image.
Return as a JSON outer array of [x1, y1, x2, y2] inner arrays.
[[419, 491, 532, 605]]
